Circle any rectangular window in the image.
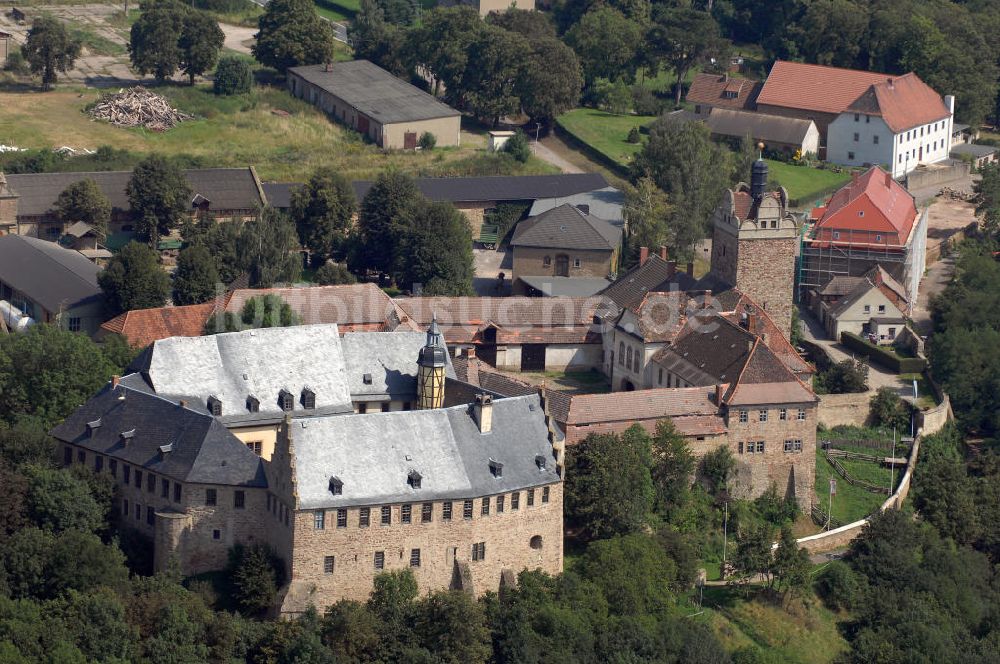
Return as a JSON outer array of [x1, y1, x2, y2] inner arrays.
[[135, 469, 142, 488], [854, 113, 859, 122], [784, 440, 794, 453], [324, 556, 335, 574], [481, 497, 490, 516], [161, 478, 169, 498], [146, 506, 155, 526], [77, 450, 86, 464], [135, 503, 141, 520], [359, 507, 370, 527], [95, 455, 103, 472], [68, 317, 81, 332], [739, 441, 744, 454], [381, 403, 390, 412], [738, 410, 748, 423], [542, 487, 550, 503], [63, 447, 73, 466], [878, 305, 886, 314], [246, 441, 262, 456], [123, 498, 129, 516], [794, 439, 803, 452], [863, 305, 871, 314], [527, 489, 535, 507], [337, 508, 347, 528], [747, 442, 755, 455], [401, 504, 412, 524], [206, 488, 217, 506], [213, 529, 221, 540], [511, 492, 520, 510], [573, 258, 581, 268], [410, 548, 421, 567], [875, 234, 882, 242], [779, 408, 787, 421], [853, 132, 859, 142], [234, 490, 245, 509], [374, 551, 385, 570], [472, 542, 486, 562], [109, 459, 117, 478], [123, 464, 130, 484], [497, 495, 505, 513], [442, 502, 452, 520], [147, 473, 155, 493], [421, 503, 432, 523], [759, 409, 768, 422], [173, 483, 181, 503], [463, 499, 473, 519], [848, 152, 855, 160], [314, 511, 325, 530], [757, 441, 765, 453], [873, 135, 879, 144], [381, 505, 391, 525]]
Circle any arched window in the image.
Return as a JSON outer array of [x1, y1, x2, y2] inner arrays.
[[530, 535, 543, 549], [626, 346, 633, 368], [618, 342, 624, 365], [633, 351, 641, 373]]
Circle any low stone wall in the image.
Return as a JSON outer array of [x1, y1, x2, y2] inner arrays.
[[905, 161, 971, 192], [817, 392, 871, 429], [918, 395, 952, 436]]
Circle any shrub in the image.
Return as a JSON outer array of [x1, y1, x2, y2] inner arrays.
[[631, 85, 662, 116], [314, 262, 357, 285], [626, 126, 641, 144], [417, 131, 436, 150], [870, 387, 911, 431], [814, 358, 869, 394], [213, 56, 253, 96], [841, 332, 927, 373], [3, 50, 29, 75], [814, 559, 861, 611], [502, 130, 531, 164], [226, 543, 286, 616], [700, 445, 735, 496]]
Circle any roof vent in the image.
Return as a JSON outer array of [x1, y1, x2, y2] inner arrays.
[[158, 442, 173, 457], [362, 373, 373, 385], [329, 476, 343, 495], [86, 418, 102, 435], [246, 395, 260, 413], [207, 395, 222, 416], [489, 458, 503, 478], [408, 470, 422, 489], [301, 388, 316, 410], [535, 454, 547, 470], [120, 429, 136, 445]]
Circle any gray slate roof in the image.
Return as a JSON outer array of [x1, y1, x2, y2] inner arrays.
[[704, 108, 817, 146], [341, 330, 456, 400], [0, 234, 102, 312], [950, 143, 997, 158], [511, 203, 622, 251], [49, 382, 267, 487], [290, 394, 559, 509], [288, 60, 460, 124], [528, 186, 625, 224], [5, 168, 264, 217]]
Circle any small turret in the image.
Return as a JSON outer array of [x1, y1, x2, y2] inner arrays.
[[417, 315, 447, 409], [750, 159, 768, 201]]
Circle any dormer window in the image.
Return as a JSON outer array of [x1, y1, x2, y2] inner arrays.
[[87, 418, 102, 435], [246, 396, 259, 413], [279, 390, 294, 412], [207, 396, 222, 416], [329, 476, 343, 496], [535, 454, 547, 470], [362, 373, 373, 385], [120, 429, 136, 444], [158, 443, 173, 458], [489, 459, 503, 478], [301, 388, 316, 409], [408, 470, 422, 489]]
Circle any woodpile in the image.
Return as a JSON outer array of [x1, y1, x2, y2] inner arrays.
[[939, 186, 974, 201], [89, 87, 192, 131]]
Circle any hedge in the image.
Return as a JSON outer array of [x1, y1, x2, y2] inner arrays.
[[840, 332, 927, 373]]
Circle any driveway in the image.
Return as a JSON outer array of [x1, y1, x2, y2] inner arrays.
[[472, 247, 511, 296], [530, 140, 583, 174], [220, 23, 256, 55]]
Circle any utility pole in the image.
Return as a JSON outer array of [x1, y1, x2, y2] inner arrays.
[[721, 501, 728, 579], [889, 427, 896, 495], [534, 122, 542, 143]]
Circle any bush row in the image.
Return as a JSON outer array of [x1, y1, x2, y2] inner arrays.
[[841, 331, 927, 373]]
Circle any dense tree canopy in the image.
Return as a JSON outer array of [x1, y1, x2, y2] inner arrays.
[[172, 244, 220, 305], [126, 155, 192, 244], [236, 207, 302, 288], [354, 170, 420, 279], [396, 199, 474, 295], [54, 178, 111, 238], [129, 0, 187, 82], [98, 241, 171, 316], [564, 7, 644, 87], [178, 10, 225, 85], [21, 16, 80, 89], [290, 167, 357, 266], [253, 0, 336, 73]]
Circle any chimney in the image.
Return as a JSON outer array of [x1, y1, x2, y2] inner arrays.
[[686, 262, 694, 277], [715, 383, 725, 405], [746, 311, 756, 333], [179, 399, 188, 408], [474, 393, 493, 434], [111, 375, 120, 389], [666, 260, 677, 279], [658, 246, 668, 261], [944, 94, 955, 115], [884, 170, 892, 188], [703, 290, 712, 309], [639, 246, 649, 266], [887, 77, 894, 89], [463, 346, 476, 359]]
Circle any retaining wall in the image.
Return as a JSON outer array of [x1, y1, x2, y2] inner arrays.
[[817, 392, 871, 429], [905, 162, 971, 192]]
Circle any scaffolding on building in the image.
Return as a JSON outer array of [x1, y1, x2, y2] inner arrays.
[[797, 226, 913, 301]]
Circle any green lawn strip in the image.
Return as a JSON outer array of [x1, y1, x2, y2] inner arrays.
[[69, 26, 126, 56], [764, 160, 852, 207], [556, 108, 655, 166], [898, 372, 938, 408], [315, 0, 355, 22]]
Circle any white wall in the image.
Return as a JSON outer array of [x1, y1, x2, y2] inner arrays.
[[828, 111, 953, 178]]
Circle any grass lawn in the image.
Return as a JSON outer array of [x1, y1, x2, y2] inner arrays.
[[314, 0, 355, 22], [702, 587, 848, 663], [556, 108, 655, 167], [765, 160, 852, 207], [898, 372, 938, 409], [0, 84, 556, 182], [814, 445, 887, 525]]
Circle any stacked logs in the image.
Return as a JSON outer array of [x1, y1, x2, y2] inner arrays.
[[90, 87, 192, 131]]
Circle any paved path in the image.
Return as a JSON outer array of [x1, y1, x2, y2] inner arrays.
[[530, 140, 583, 174], [220, 23, 256, 56], [911, 255, 955, 335]]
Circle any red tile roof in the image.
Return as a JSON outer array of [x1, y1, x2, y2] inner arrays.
[[758, 62, 949, 132], [99, 302, 217, 348], [814, 167, 917, 240], [686, 73, 762, 111]]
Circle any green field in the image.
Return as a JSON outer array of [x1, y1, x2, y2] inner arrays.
[[765, 160, 852, 207], [556, 108, 656, 167], [0, 84, 555, 182], [314, 0, 356, 22], [814, 445, 893, 526]]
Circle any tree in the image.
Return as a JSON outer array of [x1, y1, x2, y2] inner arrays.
[[355, 171, 420, 278], [54, 178, 112, 238], [179, 10, 225, 85], [290, 167, 357, 266], [173, 245, 220, 305], [98, 241, 171, 316], [815, 358, 869, 394], [973, 162, 1000, 236], [564, 425, 654, 540], [237, 207, 302, 288], [650, 419, 694, 514], [729, 522, 773, 590], [461, 26, 528, 126], [565, 7, 643, 87], [575, 534, 679, 615], [869, 387, 910, 432], [417, 132, 436, 150], [351, 0, 410, 78], [794, 0, 868, 68], [253, 0, 335, 73], [771, 525, 810, 599], [649, 7, 728, 106], [213, 55, 254, 95], [204, 294, 301, 333], [632, 117, 731, 259], [412, 591, 491, 664], [129, 0, 187, 82], [517, 36, 582, 122], [396, 200, 474, 295], [623, 176, 671, 266], [227, 543, 285, 616], [126, 155, 192, 244], [314, 262, 357, 285], [23, 465, 105, 535], [405, 6, 482, 98], [501, 130, 531, 163], [700, 444, 735, 496], [21, 16, 81, 89], [487, 7, 556, 42], [181, 214, 243, 284]]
